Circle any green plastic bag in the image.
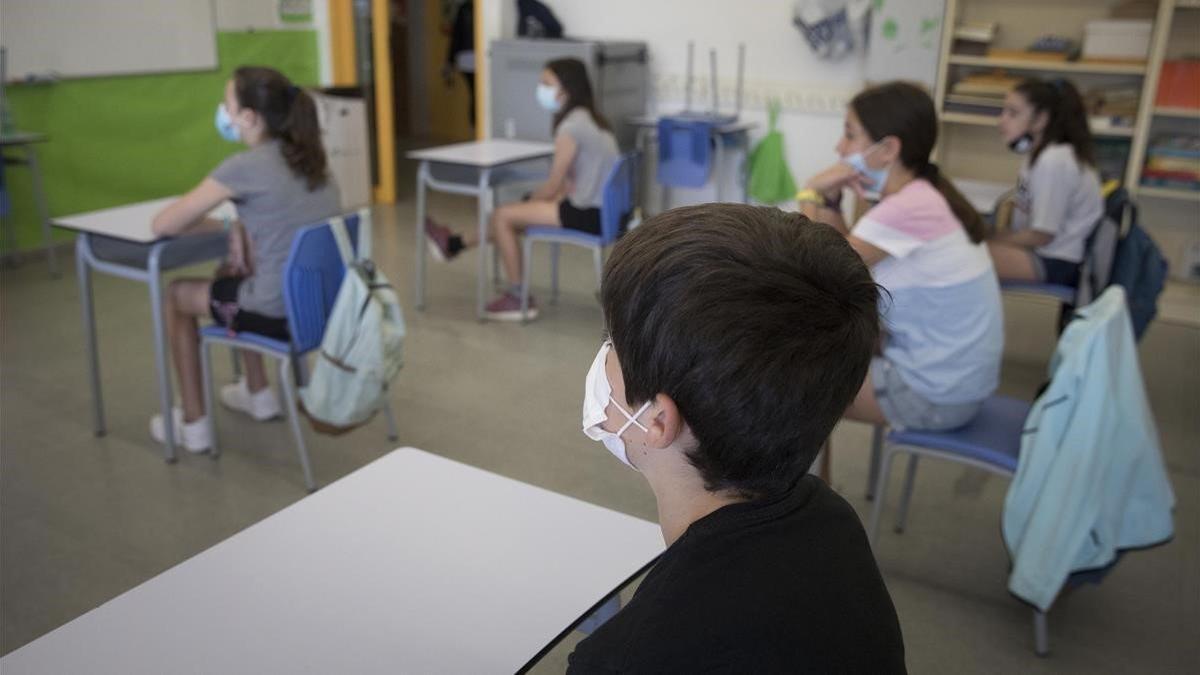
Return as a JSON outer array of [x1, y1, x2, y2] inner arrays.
[[747, 100, 797, 204]]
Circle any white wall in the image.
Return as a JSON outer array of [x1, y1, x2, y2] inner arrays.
[[215, 0, 334, 86], [486, 0, 877, 198]]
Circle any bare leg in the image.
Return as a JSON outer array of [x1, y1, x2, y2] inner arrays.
[[243, 352, 269, 392], [987, 241, 1040, 282], [486, 200, 561, 285], [166, 279, 214, 423]]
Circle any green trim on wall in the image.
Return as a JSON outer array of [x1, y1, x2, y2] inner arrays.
[[2, 30, 320, 253]]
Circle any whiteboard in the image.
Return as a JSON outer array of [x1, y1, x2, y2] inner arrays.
[[864, 0, 947, 90], [0, 0, 218, 79]]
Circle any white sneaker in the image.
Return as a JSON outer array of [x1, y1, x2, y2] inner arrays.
[[149, 408, 212, 454], [220, 379, 282, 421]]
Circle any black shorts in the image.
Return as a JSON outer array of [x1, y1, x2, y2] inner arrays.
[[209, 277, 290, 340], [1033, 254, 1082, 288], [559, 200, 602, 236]]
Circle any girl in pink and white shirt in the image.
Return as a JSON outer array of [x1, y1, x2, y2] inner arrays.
[[798, 82, 1003, 435]]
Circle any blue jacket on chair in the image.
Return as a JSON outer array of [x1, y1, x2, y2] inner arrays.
[[1002, 286, 1174, 612]]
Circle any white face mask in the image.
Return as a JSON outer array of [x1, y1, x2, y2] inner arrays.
[[582, 342, 652, 470], [536, 83, 561, 112]]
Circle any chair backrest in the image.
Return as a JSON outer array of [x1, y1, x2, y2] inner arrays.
[[656, 116, 713, 188], [282, 213, 361, 354], [599, 153, 637, 245]]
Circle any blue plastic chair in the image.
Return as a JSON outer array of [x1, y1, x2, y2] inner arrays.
[[519, 153, 637, 321], [198, 213, 398, 492], [656, 116, 714, 188], [1000, 280, 1077, 305], [864, 392, 1122, 656]]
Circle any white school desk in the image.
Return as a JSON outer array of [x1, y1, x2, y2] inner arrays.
[[0, 448, 665, 674], [408, 139, 555, 320], [626, 115, 758, 210], [1, 131, 57, 275], [53, 197, 236, 462]]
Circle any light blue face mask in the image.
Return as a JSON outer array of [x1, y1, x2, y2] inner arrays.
[[842, 142, 889, 198], [214, 103, 241, 143], [535, 83, 561, 112]]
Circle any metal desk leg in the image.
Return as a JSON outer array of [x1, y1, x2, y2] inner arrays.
[[476, 167, 492, 321], [25, 144, 58, 276], [713, 132, 725, 203], [736, 130, 750, 203], [76, 234, 105, 437], [147, 244, 177, 462], [414, 161, 429, 310]]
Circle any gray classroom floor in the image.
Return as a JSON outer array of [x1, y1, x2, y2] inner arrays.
[[2, 161, 1197, 673]]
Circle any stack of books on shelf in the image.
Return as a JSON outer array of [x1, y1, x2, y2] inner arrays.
[[1141, 135, 1200, 191], [952, 22, 997, 56], [944, 72, 1022, 117]]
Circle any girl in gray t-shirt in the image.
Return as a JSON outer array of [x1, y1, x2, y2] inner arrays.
[[424, 57, 620, 322], [146, 66, 340, 453], [990, 78, 1103, 287]]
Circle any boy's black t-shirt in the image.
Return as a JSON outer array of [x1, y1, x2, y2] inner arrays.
[[566, 475, 907, 674]]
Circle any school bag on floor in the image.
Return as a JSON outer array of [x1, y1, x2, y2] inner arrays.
[[300, 212, 405, 435]]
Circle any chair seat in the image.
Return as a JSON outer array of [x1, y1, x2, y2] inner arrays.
[[1001, 281, 1076, 305], [199, 325, 292, 356], [524, 226, 603, 247], [887, 395, 1031, 473]]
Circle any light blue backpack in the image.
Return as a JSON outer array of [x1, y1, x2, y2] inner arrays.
[[300, 212, 405, 434]]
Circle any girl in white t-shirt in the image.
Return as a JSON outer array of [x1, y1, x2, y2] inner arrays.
[[990, 78, 1103, 286], [797, 81, 1004, 435]]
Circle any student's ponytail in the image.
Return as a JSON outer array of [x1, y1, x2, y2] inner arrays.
[[233, 66, 329, 191], [279, 88, 328, 190], [1013, 78, 1096, 167], [919, 163, 987, 244], [850, 81, 987, 244]]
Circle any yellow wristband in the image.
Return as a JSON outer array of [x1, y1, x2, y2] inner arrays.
[[796, 188, 823, 205]]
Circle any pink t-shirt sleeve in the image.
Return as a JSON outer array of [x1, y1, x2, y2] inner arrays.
[[853, 216, 923, 258], [851, 181, 961, 259]]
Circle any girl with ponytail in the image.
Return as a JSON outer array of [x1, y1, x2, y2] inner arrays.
[[990, 77, 1103, 286], [147, 66, 341, 453], [796, 81, 1004, 440]]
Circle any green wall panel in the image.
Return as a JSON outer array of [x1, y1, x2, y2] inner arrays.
[[2, 30, 320, 253]]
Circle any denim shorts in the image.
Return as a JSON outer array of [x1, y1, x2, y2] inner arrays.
[[871, 357, 983, 431]]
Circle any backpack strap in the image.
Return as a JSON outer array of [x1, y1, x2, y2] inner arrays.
[[329, 215, 356, 266]]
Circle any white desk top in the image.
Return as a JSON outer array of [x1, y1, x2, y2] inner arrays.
[[406, 138, 555, 167], [53, 197, 237, 244], [0, 448, 664, 675], [626, 114, 758, 134]]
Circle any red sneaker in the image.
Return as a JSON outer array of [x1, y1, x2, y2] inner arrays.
[[485, 292, 538, 322], [425, 218, 457, 262]]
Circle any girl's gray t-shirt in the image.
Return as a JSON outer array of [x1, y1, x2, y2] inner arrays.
[[556, 108, 619, 210], [210, 140, 341, 318]]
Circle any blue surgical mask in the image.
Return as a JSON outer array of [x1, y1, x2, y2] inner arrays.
[[843, 142, 889, 199], [214, 103, 241, 143], [1008, 133, 1034, 154], [535, 84, 561, 112]]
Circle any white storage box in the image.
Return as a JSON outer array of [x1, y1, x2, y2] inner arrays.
[[312, 89, 371, 210], [1082, 20, 1153, 60]]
